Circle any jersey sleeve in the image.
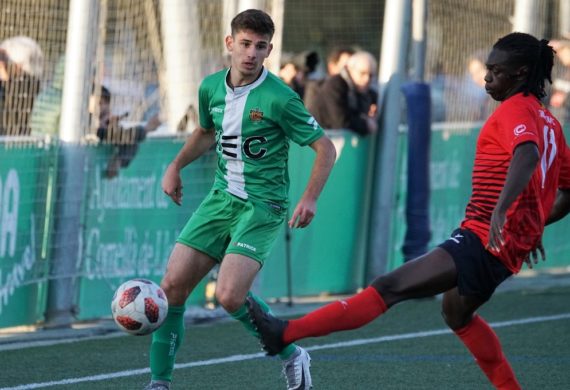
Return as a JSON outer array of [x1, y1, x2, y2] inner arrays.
[[280, 96, 325, 146], [198, 80, 214, 130], [495, 100, 540, 154], [558, 144, 570, 189]]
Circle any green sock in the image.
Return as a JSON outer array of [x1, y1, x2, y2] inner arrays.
[[230, 292, 297, 360], [149, 305, 186, 382]]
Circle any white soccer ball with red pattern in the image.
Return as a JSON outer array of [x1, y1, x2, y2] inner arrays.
[[111, 279, 168, 336]]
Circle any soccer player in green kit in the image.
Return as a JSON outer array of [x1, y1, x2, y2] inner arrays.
[[144, 9, 336, 390]]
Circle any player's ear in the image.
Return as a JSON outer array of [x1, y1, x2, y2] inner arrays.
[[513, 65, 529, 81], [225, 35, 234, 52], [267, 42, 273, 57]]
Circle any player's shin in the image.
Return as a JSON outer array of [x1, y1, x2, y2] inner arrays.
[[283, 286, 387, 344], [231, 292, 297, 359], [454, 315, 521, 390], [149, 305, 186, 382]]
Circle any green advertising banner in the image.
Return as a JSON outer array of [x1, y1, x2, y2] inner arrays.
[[76, 139, 216, 320], [0, 142, 54, 328]]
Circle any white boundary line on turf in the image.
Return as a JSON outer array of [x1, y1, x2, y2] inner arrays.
[[0, 331, 126, 352], [1, 312, 569, 390]]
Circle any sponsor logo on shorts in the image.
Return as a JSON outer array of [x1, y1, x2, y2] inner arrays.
[[212, 107, 224, 113], [234, 242, 257, 252]]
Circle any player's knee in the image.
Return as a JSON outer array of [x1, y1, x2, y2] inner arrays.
[[441, 307, 470, 330], [160, 276, 189, 306], [372, 274, 404, 305], [215, 289, 243, 313]]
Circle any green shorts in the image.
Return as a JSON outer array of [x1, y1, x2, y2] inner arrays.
[[177, 189, 286, 266]]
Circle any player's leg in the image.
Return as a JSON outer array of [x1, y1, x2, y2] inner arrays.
[[217, 253, 311, 389], [443, 289, 521, 390], [148, 190, 232, 389], [148, 244, 216, 388], [287, 247, 457, 341], [247, 246, 457, 355], [221, 198, 311, 388], [440, 229, 519, 390]]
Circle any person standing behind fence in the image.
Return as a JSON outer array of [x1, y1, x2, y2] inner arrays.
[[303, 46, 355, 106], [326, 46, 355, 77], [247, 32, 570, 390], [548, 39, 570, 126], [305, 50, 378, 135], [0, 36, 43, 136], [93, 86, 161, 179], [144, 9, 336, 390]]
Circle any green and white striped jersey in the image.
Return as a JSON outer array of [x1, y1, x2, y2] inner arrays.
[[199, 67, 324, 208]]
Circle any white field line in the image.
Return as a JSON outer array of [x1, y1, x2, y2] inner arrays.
[[0, 331, 126, 352], [1, 313, 569, 390]]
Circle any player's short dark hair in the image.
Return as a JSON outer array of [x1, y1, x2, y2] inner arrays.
[[231, 9, 275, 39], [493, 32, 554, 99]]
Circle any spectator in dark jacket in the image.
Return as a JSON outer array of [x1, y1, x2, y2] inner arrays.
[[0, 36, 43, 136], [306, 51, 378, 135], [94, 86, 160, 178]]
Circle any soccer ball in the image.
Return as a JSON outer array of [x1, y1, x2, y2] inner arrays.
[[111, 279, 168, 336]]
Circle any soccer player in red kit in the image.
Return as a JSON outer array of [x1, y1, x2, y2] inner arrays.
[[247, 32, 570, 390]]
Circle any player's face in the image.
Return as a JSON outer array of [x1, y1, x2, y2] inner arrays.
[[484, 48, 526, 102], [226, 29, 272, 84]]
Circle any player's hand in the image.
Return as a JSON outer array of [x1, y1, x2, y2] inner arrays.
[[524, 239, 546, 269], [487, 209, 506, 252], [288, 196, 316, 228], [162, 163, 183, 206]]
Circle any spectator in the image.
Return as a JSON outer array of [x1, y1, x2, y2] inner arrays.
[[278, 52, 304, 96], [306, 50, 378, 135], [0, 36, 44, 136], [93, 85, 160, 178], [549, 39, 570, 126], [326, 46, 355, 76], [304, 46, 356, 106], [464, 50, 495, 121], [278, 50, 319, 99]]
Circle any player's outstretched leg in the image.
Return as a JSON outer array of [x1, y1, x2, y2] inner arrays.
[[247, 286, 387, 355]]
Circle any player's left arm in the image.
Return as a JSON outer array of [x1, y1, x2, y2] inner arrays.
[[488, 141, 540, 251], [289, 135, 336, 228], [546, 145, 570, 225]]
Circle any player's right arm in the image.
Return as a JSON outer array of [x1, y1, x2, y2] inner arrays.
[[162, 126, 215, 205]]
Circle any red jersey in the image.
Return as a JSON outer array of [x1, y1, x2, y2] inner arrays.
[[460, 92, 570, 273]]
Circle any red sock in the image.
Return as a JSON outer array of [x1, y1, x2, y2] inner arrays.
[[455, 315, 521, 390], [283, 286, 387, 344]]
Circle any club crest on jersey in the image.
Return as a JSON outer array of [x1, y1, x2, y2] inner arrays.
[[249, 108, 264, 122], [513, 124, 526, 136]]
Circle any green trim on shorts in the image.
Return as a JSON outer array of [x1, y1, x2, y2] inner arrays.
[[177, 189, 285, 266]]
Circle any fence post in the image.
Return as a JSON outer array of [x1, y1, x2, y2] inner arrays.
[[44, 0, 96, 328], [367, 0, 411, 282]]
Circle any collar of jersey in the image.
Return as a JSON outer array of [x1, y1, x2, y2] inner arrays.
[[225, 67, 268, 95]]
